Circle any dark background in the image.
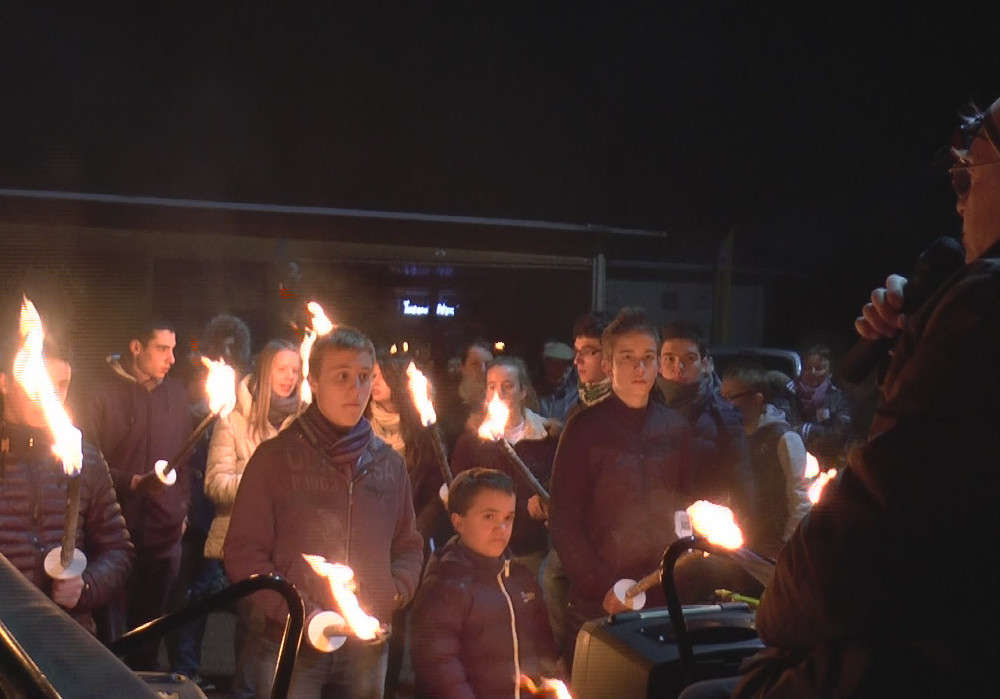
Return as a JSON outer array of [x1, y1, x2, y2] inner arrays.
[[3, 3, 1000, 358]]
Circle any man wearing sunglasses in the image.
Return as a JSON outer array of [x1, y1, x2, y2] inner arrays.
[[688, 100, 1000, 698]]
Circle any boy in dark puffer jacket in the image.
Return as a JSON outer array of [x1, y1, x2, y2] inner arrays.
[[411, 468, 560, 699]]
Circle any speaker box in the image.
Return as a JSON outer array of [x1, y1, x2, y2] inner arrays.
[[571, 603, 764, 699]]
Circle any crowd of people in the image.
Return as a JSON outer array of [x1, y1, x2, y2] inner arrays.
[[2, 94, 999, 699], [0, 301, 857, 699]]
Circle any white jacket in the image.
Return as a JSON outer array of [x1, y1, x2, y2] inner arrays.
[[203, 376, 303, 558]]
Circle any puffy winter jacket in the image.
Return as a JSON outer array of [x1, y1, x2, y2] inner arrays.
[[0, 422, 133, 633], [411, 537, 558, 699]]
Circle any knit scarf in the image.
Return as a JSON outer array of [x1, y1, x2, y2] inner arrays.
[[298, 402, 372, 471], [267, 391, 301, 430], [655, 374, 711, 422], [578, 378, 613, 407], [795, 377, 830, 417], [369, 401, 406, 458]]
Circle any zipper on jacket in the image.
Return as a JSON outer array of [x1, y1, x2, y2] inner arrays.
[[345, 455, 373, 566], [497, 558, 521, 699]]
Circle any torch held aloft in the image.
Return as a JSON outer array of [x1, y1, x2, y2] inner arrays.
[[497, 437, 550, 506], [60, 473, 82, 568], [430, 425, 454, 485], [155, 411, 216, 484], [45, 472, 88, 579]]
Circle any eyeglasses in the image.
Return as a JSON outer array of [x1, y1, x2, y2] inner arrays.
[[721, 390, 753, 402], [950, 159, 1000, 196], [949, 110, 1000, 196]]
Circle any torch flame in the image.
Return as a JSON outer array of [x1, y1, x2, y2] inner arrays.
[[299, 301, 336, 404], [808, 468, 838, 504], [302, 555, 380, 641], [494, 341, 505, 352], [402, 341, 409, 353], [686, 500, 744, 550], [804, 452, 820, 479], [12, 298, 82, 477], [519, 675, 573, 699], [306, 301, 335, 336], [477, 393, 509, 440], [390, 344, 397, 355], [406, 362, 437, 426], [200, 357, 237, 418]]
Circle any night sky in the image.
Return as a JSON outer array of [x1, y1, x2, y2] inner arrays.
[[4, 4, 1000, 302]]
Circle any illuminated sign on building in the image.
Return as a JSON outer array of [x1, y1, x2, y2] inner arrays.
[[402, 300, 430, 316], [401, 299, 457, 317]]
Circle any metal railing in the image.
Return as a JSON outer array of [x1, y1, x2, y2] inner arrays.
[[109, 573, 304, 699]]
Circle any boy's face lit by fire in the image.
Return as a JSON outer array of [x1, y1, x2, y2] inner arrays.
[[309, 349, 373, 429], [451, 488, 516, 559]]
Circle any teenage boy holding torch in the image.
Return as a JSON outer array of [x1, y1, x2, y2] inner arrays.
[[548, 307, 694, 665], [0, 329, 132, 636], [225, 327, 423, 699], [80, 318, 193, 669]]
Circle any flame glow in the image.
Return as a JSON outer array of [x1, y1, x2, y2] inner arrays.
[[307, 301, 335, 336], [686, 500, 744, 550], [201, 357, 237, 418], [477, 393, 509, 440], [804, 452, 820, 479], [390, 344, 397, 355], [299, 302, 336, 404], [13, 298, 82, 477], [402, 341, 409, 353], [494, 341, 505, 352], [808, 468, 838, 504], [519, 675, 573, 699], [303, 555, 381, 641], [406, 362, 437, 426]]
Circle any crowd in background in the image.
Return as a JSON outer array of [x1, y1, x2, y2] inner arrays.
[[0, 297, 860, 699]]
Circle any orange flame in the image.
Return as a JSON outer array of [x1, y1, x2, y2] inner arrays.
[[200, 356, 237, 418], [390, 344, 397, 355], [519, 675, 573, 699], [402, 341, 409, 353], [808, 469, 838, 504], [494, 340, 505, 352], [299, 301, 336, 404], [477, 392, 509, 440], [307, 301, 335, 336], [302, 555, 380, 641], [13, 298, 82, 477], [804, 452, 820, 479], [686, 500, 744, 550], [406, 362, 436, 426]]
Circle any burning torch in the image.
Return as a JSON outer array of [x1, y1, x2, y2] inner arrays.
[[803, 450, 839, 505], [154, 356, 236, 485], [477, 394, 550, 506], [612, 500, 775, 611], [298, 301, 336, 405], [659, 501, 777, 684], [302, 555, 389, 652], [405, 362, 453, 504], [12, 298, 86, 580]]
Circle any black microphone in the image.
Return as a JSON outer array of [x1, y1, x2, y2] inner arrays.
[[838, 236, 966, 384]]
